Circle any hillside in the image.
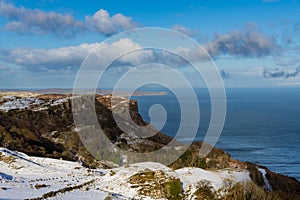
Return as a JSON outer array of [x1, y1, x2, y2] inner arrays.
[[0, 92, 299, 199], [0, 147, 266, 199]]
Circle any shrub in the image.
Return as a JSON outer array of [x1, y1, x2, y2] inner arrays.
[[192, 181, 217, 200], [128, 170, 183, 200]]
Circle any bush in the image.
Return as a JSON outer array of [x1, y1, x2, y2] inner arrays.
[[192, 181, 217, 200], [128, 170, 183, 200]]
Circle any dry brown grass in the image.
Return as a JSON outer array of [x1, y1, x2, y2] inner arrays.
[[223, 182, 282, 200], [187, 181, 285, 200], [0, 152, 16, 164]]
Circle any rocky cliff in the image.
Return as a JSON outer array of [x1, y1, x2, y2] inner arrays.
[[0, 92, 299, 199], [0, 93, 175, 168]]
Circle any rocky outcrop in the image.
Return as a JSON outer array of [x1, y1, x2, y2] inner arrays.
[[0, 93, 175, 168]]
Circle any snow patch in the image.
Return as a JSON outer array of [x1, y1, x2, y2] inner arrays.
[[0, 97, 44, 111], [50, 98, 69, 106], [258, 168, 273, 191]]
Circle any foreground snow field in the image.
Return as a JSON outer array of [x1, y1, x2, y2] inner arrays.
[[0, 148, 251, 200]]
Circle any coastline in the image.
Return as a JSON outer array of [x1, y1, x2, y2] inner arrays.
[[133, 88, 300, 182], [0, 91, 299, 199]]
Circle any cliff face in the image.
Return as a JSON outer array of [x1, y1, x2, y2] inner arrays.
[[0, 92, 299, 198], [0, 93, 174, 168]]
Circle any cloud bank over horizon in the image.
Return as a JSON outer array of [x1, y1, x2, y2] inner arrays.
[[0, 28, 278, 74], [263, 66, 300, 79]]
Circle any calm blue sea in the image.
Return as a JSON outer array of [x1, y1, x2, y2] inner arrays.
[[133, 88, 300, 181]]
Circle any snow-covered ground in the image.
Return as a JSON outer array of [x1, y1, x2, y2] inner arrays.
[[0, 148, 107, 200], [0, 97, 44, 112], [0, 148, 251, 200], [0, 93, 129, 113]]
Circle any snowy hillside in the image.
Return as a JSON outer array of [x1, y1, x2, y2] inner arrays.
[[0, 148, 251, 200], [0, 147, 108, 199]]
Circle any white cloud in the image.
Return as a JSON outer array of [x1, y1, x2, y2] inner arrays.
[[0, 1, 83, 37], [206, 30, 276, 57], [172, 46, 208, 61], [85, 9, 137, 35], [0, 29, 278, 73], [0, 1, 137, 37], [263, 66, 300, 79], [0, 38, 153, 71]]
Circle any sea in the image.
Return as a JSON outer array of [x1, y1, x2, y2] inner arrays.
[[133, 87, 300, 181]]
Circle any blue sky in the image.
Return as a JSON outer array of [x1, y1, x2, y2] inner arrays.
[[0, 0, 300, 88]]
